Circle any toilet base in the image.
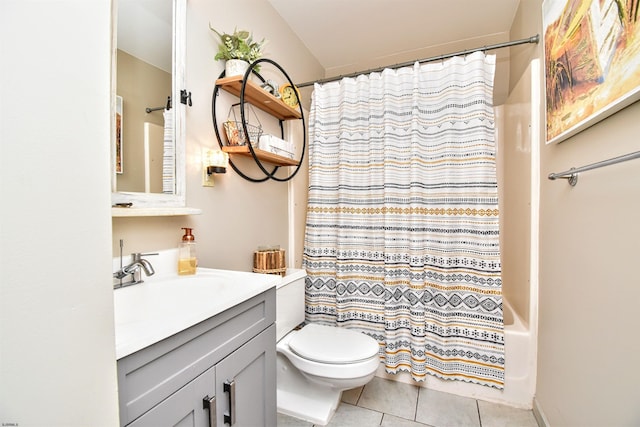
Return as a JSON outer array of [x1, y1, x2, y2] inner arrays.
[[277, 354, 341, 425], [277, 386, 341, 426]]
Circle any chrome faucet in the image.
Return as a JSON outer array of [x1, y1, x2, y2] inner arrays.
[[114, 251, 158, 288]]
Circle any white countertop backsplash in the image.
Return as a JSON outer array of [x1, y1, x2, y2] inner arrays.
[[112, 249, 305, 360]]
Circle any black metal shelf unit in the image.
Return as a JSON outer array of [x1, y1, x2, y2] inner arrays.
[[211, 58, 306, 183]]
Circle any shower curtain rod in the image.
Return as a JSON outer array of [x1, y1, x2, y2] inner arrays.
[[296, 34, 539, 88]]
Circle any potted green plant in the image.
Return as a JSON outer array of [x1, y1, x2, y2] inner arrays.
[[209, 26, 266, 76]]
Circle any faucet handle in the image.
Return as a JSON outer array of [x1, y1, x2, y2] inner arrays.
[[132, 252, 159, 261]]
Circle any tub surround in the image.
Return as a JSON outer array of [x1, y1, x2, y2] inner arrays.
[[375, 297, 534, 409]]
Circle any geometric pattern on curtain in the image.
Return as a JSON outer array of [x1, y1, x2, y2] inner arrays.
[[303, 52, 504, 389]]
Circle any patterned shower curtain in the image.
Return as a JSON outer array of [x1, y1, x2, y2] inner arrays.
[[303, 52, 504, 389]]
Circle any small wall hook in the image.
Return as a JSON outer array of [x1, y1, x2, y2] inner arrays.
[[181, 90, 192, 106]]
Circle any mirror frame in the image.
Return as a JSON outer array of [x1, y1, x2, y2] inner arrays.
[[111, 0, 186, 208]]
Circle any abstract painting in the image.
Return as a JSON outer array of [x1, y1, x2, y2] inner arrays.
[[116, 95, 123, 174], [543, 0, 640, 143]]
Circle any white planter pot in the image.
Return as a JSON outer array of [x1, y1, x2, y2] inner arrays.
[[225, 59, 249, 77]]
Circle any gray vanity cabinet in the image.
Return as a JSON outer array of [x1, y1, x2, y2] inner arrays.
[[117, 288, 276, 427], [215, 326, 276, 426], [129, 365, 215, 426]]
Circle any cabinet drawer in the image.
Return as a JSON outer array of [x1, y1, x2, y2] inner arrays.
[[118, 288, 275, 426]]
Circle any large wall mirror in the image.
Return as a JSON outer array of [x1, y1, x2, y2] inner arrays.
[[111, 0, 186, 208]]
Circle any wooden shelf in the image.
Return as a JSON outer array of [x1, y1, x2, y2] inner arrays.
[[111, 207, 202, 217], [216, 76, 302, 121], [222, 145, 299, 167], [213, 64, 304, 178]]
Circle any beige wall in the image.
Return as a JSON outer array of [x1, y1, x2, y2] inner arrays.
[[512, 1, 640, 425], [537, 102, 640, 427], [8, 0, 636, 424], [112, 0, 324, 271], [116, 50, 171, 193], [1, 0, 120, 424]]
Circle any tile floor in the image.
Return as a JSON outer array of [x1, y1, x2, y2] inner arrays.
[[277, 377, 539, 427]]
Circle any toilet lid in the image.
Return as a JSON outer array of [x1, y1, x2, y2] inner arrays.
[[288, 323, 379, 364]]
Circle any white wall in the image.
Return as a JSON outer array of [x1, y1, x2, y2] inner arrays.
[[0, 1, 120, 426]]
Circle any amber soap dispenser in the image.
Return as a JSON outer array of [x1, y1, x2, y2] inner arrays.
[[178, 227, 197, 275]]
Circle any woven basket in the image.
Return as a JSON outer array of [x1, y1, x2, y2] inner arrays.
[[223, 103, 263, 146], [253, 248, 286, 276], [252, 267, 286, 276], [223, 121, 262, 146]]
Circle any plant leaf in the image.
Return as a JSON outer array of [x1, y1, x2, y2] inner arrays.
[[208, 24, 222, 38]]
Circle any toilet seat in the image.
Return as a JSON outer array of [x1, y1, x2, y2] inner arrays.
[[288, 323, 379, 364], [277, 324, 380, 383]]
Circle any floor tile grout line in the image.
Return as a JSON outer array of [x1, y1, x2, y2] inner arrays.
[[414, 385, 421, 421], [282, 377, 538, 427], [355, 385, 364, 406]]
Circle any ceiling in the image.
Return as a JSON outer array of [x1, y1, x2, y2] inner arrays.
[[118, 0, 173, 73], [117, 0, 524, 103], [267, 0, 523, 103]]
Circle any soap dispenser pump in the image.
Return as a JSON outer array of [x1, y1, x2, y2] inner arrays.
[[178, 227, 197, 275]]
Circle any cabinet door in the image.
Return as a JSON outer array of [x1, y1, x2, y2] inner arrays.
[[216, 325, 276, 427], [129, 365, 215, 427]]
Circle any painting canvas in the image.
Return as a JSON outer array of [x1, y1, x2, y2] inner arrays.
[[116, 95, 123, 174], [543, 0, 640, 144]]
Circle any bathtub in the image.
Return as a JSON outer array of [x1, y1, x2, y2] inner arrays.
[[499, 298, 536, 408], [376, 297, 536, 409]]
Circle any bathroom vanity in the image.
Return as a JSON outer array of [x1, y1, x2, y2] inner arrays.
[[114, 269, 278, 427]]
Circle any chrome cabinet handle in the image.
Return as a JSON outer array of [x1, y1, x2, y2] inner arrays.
[[223, 380, 236, 425], [203, 395, 216, 427]]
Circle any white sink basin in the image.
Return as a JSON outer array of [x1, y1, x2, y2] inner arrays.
[[114, 268, 279, 359]]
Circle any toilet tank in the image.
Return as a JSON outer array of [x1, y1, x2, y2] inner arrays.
[[275, 269, 307, 341]]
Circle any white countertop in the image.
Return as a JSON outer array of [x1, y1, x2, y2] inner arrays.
[[114, 268, 282, 359]]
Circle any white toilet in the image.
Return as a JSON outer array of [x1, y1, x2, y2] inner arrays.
[[276, 269, 380, 425]]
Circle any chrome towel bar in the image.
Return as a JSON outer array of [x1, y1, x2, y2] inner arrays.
[[548, 150, 640, 186]]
